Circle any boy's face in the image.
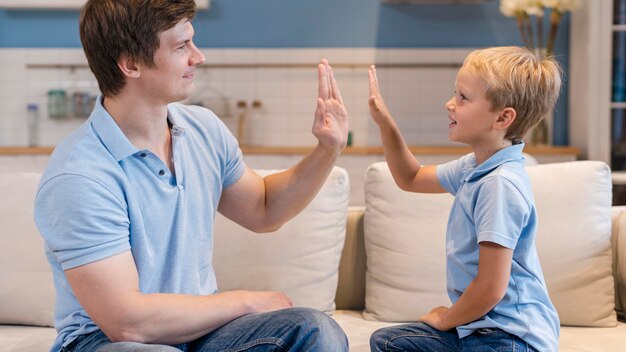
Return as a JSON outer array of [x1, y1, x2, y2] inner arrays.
[[137, 19, 206, 104], [445, 68, 502, 148]]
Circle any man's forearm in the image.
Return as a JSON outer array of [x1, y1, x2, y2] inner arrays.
[[261, 143, 341, 230]]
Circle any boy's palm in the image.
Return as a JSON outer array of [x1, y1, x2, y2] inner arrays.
[[368, 65, 393, 126]]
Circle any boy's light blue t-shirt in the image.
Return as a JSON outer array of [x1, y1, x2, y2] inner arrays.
[[34, 96, 246, 352], [436, 143, 559, 352]]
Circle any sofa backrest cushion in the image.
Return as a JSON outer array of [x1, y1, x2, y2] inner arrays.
[[363, 160, 616, 327], [213, 167, 349, 314], [0, 172, 54, 327], [612, 206, 626, 317], [363, 163, 452, 322]]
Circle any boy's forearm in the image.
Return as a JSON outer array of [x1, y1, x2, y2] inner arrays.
[[438, 280, 502, 330], [378, 122, 421, 190]]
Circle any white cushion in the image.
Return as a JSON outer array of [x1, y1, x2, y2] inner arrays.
[[529, 161, 615, 326], [213, 167, 349, 314], [0, 172, 55, 327], [363, 161, 616, 327], [363, 163, 452, 321]]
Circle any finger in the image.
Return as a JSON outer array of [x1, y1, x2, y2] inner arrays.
[[371, 65, 379, 85], [368, 67, 377, 96], [368, 96, 378, 111], [324, 59, 333, 101], [318, 62, 329, 100], [315, 98, 325, 121], [327, 62, 345, 106]]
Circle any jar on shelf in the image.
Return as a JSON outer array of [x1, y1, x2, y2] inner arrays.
[[47, 89, 68, 118], [72, 92, 92, 118]]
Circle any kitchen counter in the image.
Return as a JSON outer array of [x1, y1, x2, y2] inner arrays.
[[0, 145, 580, 157]]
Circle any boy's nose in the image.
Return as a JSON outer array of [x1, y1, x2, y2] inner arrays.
[[445, 97, 455, 111]]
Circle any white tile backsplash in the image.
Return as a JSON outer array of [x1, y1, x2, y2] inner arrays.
[[0, 47, 473, 147]]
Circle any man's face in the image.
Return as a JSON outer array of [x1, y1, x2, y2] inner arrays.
[[139, 19, 206, 104]]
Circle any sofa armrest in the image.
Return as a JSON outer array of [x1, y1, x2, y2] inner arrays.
[[612, 206, 626, 319], [335, 206, 366, 311]]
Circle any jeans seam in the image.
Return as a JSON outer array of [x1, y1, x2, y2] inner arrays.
[[384, 332, 448, 352], [222, 337, 287, 352]]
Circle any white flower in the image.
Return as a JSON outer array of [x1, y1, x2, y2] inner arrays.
[[499, 0, 525, 17], [556, 0, 581, 12], [540, 0, 559, 8], [525, 5, 544, 17]]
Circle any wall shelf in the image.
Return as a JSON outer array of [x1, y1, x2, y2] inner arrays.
[[0, 0, 209, 10]]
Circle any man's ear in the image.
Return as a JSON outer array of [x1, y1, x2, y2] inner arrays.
[[117, 54, 141, 78], [495, 107, 516, 130]]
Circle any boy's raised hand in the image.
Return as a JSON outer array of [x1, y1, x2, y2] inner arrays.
[[368, 65, 394, 127]]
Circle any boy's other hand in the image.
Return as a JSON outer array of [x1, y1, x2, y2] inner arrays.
[[314, 59, 349, 152], [419, 306, 452, 331], [368, 65, 394, 127]]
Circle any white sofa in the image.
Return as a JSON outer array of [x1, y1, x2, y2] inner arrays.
[[1, 160, 625, 351]]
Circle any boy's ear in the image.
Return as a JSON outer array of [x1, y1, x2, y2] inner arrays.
[[117, 54, 141, 78], [495, 107, 516, 130]]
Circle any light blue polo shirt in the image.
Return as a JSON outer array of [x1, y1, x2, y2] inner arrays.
[[436, 143, 559, 352], [34, 96, 246, 352]]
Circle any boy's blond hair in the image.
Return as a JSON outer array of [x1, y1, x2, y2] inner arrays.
[[461, 46, 562, 144]]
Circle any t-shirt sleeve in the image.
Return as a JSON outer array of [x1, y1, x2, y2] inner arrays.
[[473, 175, 530, 249], [35, 174, 131, 270]]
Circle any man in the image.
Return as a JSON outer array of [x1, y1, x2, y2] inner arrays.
[[34, 1, 349, 351]]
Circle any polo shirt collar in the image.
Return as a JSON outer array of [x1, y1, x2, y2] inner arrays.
[[463, 142, 525, 182], [90, 95, 139, 162], [90, 97, 187, 161]]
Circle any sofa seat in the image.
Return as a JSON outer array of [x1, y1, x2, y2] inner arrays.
[[332, 310, 626, 352], [3, 317, 626, 352], [0, 326, 57, 352]]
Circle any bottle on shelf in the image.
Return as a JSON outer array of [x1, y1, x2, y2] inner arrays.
[[26, 103, 40, 147], [236, 100, 248, 146], [247, 100, 263, 147]]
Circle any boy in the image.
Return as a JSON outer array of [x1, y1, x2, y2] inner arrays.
[[34, 0, 349, 351], [368, 46, 561, 351]]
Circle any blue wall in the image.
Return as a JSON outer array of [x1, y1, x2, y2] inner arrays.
[[0, 0, 570, 144]]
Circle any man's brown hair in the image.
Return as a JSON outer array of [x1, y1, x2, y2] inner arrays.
[[80, 0, 197, 97]]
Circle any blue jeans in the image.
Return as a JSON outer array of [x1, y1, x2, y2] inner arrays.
[[370, 322, 538, 352], [62, 307, 348, 352]]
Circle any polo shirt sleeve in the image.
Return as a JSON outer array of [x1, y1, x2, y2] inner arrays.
[[473, 175, 530, 249], [211, 114, 245, 190], [436, 155, 468, 195], [35, 174, 131, 270]]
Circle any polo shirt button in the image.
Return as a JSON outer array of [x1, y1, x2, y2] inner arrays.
[[140, 153, 147, 157], [159, 170, 165, 176]]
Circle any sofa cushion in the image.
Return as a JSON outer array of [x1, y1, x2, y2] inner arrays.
[[363, 161, 616, 327], [213, 167, 349, 314], [0, 172, 55, 327], [530, 161, 615, 326], [363, 163, 451, 322]]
